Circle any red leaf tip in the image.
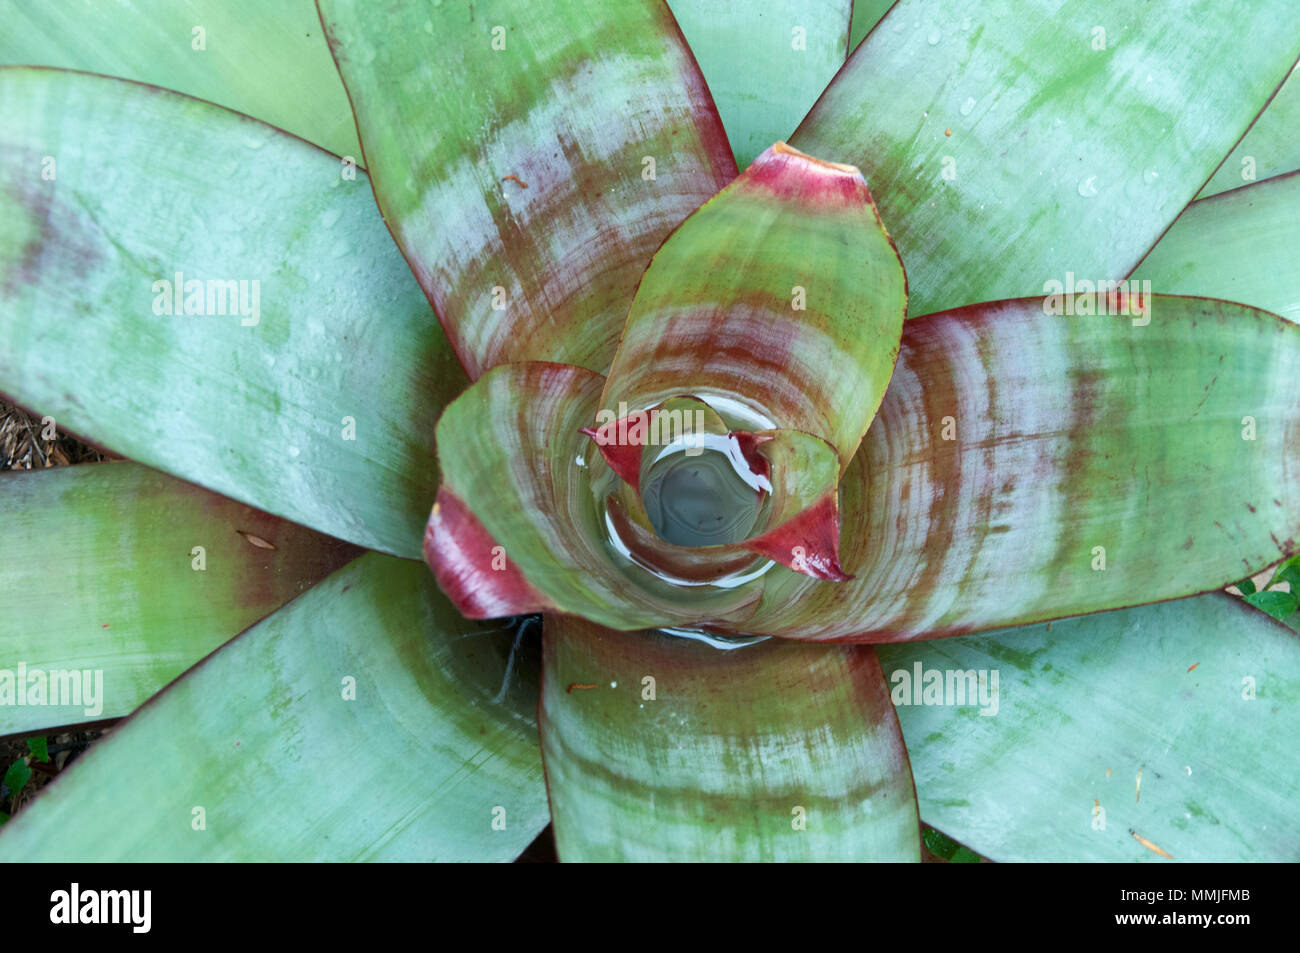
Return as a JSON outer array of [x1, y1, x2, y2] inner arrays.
[[423, 488, 549, 618], [580, 421, 644, 491], [743, 494, 853, 582], [770, 140, 862, 175], [731, 430, 774, 492], [741, 142, 870, 205]]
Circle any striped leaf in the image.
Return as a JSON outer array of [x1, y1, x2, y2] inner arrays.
[[601, 142, 906, 471], [540, 615, 920, 861], [317, 0, 736, 379], [743, 296, 1300, 641]]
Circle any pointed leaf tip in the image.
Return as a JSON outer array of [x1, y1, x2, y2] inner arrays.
[[580, 423, 645, 491], [745, 493, 852, 582]]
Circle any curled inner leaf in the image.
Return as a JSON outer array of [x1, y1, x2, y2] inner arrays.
[[600, 141, 906, 471]]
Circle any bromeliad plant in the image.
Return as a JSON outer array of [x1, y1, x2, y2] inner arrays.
[[0, 0, 1298, 862]]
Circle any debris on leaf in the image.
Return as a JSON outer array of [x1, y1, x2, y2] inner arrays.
[[1129, 829, 1173, 859], [237, 530, 277, 550]]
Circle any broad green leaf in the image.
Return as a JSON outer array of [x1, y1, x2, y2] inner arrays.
[[1133, 172, 1300, 323], [0, 462, 357, 735], [0, 68, 467, 557], [0, 554, 548, 861], [2, 759, 30, 799], [317, 0, 737, 380], [1242, 588, 1297, 622], [1197, 64, 1300, 199], [425, 363, 763, 628], [24, 738, 48, 764], [666, 0, 851, 169], [540, 615, 920, 861], [849, 1, 895, 52], [878, 594, 1300, 861], [0, 0, 359, 158], [922, 826, 959, 858], [1269, 553, 1300, 591], [791, 0, 1300, 318], [742, 296, 1300, 641], [602, 142, 906, 471], [922, 825, 982, 862]]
